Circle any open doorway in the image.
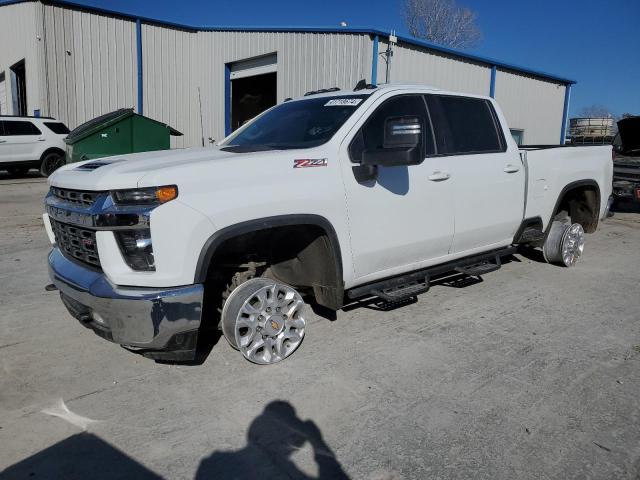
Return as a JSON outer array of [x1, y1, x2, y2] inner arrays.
[[10, 60, 27, 116], [0, 72, 6, 115], [231, 72, 277, 131], [228, 54, 277, 133]]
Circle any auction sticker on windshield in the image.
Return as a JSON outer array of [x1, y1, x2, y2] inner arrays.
[[324, 98, 363, 106]]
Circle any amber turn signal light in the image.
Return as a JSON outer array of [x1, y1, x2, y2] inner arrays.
[[156, 185, 178, 203]]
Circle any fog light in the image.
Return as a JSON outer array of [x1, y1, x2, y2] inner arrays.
[[115, 229, 155, 271]]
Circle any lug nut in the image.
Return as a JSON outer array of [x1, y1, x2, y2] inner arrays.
[[258, 315, 264, 321], [276, 307, 281, 312]]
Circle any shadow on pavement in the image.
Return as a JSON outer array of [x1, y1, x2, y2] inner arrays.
[[0, 432, 163, 480], [195, 400, 349, 480], [2, 402, 347, 480]]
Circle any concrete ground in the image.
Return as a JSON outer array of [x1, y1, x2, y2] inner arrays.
[[1, 173, 639, 480]]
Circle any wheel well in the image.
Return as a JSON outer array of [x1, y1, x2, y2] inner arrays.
[[197, 217, 344, 311], [40, 147, 65, 162], [551, 182, 600, 233]]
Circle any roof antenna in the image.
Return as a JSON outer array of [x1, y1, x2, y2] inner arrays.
[[354, 79, 377, 91], [354, 79, 367, 91]]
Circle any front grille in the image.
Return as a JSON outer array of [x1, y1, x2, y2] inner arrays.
[[51, 219, 101, 268], [50, 187, 99, 207]]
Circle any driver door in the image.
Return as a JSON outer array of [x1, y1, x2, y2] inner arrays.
[[339, 94, 455, 282]]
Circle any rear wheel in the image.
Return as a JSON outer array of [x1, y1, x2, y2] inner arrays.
[[221, 277, 306, 365], [543, 220, 585, 267], [40, 152, 65, 177]]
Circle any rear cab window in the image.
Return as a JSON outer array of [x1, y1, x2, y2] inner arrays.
[[425, 95, 506, 155], [0, 120, 42, 136], [44, 122, 70, 135]]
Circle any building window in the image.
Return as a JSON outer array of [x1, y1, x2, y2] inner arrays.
[[510, 129, 525, 146]]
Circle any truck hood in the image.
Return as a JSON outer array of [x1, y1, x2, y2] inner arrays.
[[49, 147, 254, 190], [616, 116, 640, 156]]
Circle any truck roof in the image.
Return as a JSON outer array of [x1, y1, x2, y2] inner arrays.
[[292, 83, 492, 103]]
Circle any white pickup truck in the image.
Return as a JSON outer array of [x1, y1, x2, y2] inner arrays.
[[44, 84, 613, 364]]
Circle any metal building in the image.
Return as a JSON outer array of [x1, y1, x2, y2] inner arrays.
[[0, 0, 576, 147]]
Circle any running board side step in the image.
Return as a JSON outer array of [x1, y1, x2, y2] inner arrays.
[[346, 247, 517, 302]]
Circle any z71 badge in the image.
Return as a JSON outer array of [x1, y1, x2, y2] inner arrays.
[[293, 158, 328, 168]]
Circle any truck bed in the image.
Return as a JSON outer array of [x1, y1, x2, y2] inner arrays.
[[520, 145, 613, 229]]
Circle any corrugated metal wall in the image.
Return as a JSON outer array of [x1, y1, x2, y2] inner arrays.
[[379, 39, 492, 96], [3, 1, 568, 146], [0, 1, 41, 115], [41, 4, 137, 128], [494, 69, 566, 144], [141, 29, 374, 146], [141, 24, 200, 148]]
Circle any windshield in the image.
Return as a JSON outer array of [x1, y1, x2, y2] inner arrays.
[[222, 95, 368, 151]]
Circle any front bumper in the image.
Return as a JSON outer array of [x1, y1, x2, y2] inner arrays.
[[48, 248, 204, 361]]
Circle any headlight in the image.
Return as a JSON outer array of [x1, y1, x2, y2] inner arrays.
[[112, 185, 178, 205], [115, 229, 155, 271]]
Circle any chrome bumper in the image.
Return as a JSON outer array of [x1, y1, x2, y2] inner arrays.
[[48, 248, 204, 360]]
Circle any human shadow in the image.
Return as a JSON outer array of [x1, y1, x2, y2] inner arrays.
[[195, 401, 349, 480]]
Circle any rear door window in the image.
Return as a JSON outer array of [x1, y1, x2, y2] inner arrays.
[[44, 122, 70, 135], [425, 95, 505, 155], [2, 120, 42, 136]]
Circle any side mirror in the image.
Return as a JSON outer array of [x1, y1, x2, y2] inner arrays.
[[384, 116, 422, 148], [362, 116, 423, 167]]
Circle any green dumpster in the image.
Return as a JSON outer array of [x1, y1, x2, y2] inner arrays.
[[65, 108, 183, 163]]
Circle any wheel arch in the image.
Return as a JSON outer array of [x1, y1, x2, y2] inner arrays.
[[39, 147, 66, 162], [547, 179, 601, 234], [194, 214, 344, 310]]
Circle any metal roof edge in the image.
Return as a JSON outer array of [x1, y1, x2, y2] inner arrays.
[[1, 0, 576, 85]]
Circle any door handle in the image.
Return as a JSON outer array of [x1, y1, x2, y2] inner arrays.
[[504, 164, 520, 173], [37, 138, 46, 141], [428, 171, 450, 182], [0, 139, 6, 143]]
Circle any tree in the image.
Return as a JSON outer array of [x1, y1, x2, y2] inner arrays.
[[579, 104, 614, 118], [402, 0, 482, 50]]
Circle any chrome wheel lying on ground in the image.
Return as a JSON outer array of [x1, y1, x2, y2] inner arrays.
[[543, 221, 585, 267], [221, 278, 306, 364]]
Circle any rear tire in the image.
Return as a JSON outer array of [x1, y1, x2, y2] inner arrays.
[[543, 221, 585, 267], [40, 152, 65, 177]]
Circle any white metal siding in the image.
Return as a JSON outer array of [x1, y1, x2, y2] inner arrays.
[[142, 24, 201, 148], [2, 1, 569, 147], [380, 39, 492, 96], [494, 69, 566, 144], [141, 30, 374, 146], [41, 4, 137, 129], [0, 1, 41, 115]]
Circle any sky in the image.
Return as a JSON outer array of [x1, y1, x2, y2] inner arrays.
[[11, 0, 640, 117]]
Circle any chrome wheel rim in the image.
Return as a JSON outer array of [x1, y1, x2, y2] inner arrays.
[[222, 279, 306, 365], [561, 223, 585, 267]]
